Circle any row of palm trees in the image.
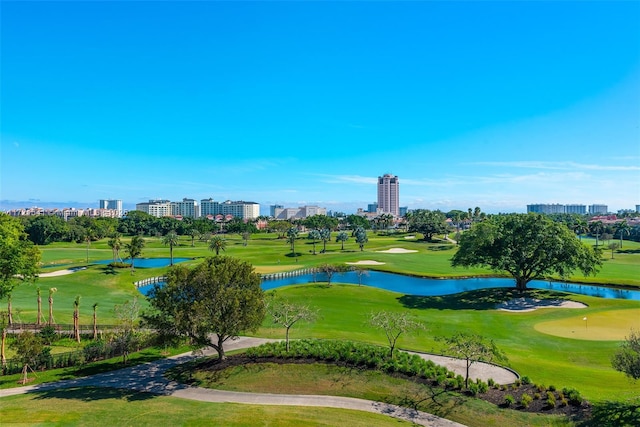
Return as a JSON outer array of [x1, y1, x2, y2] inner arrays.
[[571, 219, 632, 248]]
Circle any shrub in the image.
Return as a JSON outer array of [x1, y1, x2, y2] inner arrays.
[[533, 392, 541, 400], [504, 394, 516, 407], [514, 379, 522, 386], [467, 382, 479, 396], [536, 383, 546, 392], [560, 397, 568, 407], [39, 326, 57, 346], [520, 375, 532, 385], [520, 393, 533, 408], [546, 397, 556, 408], [562, 387, 583, 405], [548, 384, 556, 392], [477, 380, 489, 394], [487, 378, 495, 387]]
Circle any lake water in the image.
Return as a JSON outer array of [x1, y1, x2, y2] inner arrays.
[[261, 271, 640, 300], [95, 258, 191, 268], [138, 270, 640, 301]]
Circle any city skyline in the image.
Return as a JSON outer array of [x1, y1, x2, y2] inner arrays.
[[2, 2, 639, 214]]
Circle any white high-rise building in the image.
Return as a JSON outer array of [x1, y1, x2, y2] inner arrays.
[[99, 199, 123, 217], [171, 198, 200, 218], [136, 199, 171, 217], [377, 174, 399, 217], [200, 198, 260, 220]]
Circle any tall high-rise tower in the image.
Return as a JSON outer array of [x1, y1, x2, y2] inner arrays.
[[377, 174, 399, 216]]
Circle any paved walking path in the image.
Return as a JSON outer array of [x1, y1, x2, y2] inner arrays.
[[0, 337, 517, 426]]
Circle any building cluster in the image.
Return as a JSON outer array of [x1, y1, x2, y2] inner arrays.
[[269, 205, 327, 220], [527, 204, 609, 215], [135, 198, 260, 220], [14, 173, 637, 223], [6, 200, 124, 220]]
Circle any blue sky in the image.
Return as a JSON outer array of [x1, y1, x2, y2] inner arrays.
[[2, 1, 639, 215]]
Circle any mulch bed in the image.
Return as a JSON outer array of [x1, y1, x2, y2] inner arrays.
[[186, 354, 592, 421]]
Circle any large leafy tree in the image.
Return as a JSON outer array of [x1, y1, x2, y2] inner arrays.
[[345, 214, 370, 230], [407, 209, 448, 241], [145, 256, 265, 361], [0, 213, 41, 299], [452, 213, 602, 291]]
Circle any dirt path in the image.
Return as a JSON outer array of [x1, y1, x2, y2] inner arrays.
[[0, 337, 521, 426]]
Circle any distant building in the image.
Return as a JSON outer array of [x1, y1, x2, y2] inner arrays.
[[136, 199, 172, 217], [200, 198, 259, 220], [589, 204, 608, 215], [367, 203, 378, 213], [377, 174, 399, 217], [272, 205, 327, 220], [527, 204, 565, 214], [399, 206, 408, 217], [270, 204, 284, 217], [99, 199, 123, 217], [171, 198, 200, 218], [564, 204, 587, 215], [636, 205, 640, 213]]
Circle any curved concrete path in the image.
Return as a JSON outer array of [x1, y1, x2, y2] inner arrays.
[[0, 337, 516, 426]]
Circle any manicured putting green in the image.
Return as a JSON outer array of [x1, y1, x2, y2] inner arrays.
[[534, 308, 640, 341]]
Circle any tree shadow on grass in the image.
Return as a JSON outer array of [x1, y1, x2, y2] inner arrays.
[[580, 400, 640, 427], [397, 288, 575, 311], [29, 386, 156, 402]]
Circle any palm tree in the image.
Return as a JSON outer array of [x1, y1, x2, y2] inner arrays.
[[589, 221, 604, 247], [353, 226, 368, 251], [572, 218, 589, 241], [335, 231, 349, 250], [162, 230, 180, 266], [319, 229, 331, 253], [308, 229, 321, 255], [615, 221, 631, 249], [208, 235, 227, 256], [287, 227, 299, 252], [73, 296, 81, 343], [92, 303, 98, 340], [125, 235, 145, 272], [107, 234, 123, 262], [188, 228, 201, 247], [48, 288, 57, 326]]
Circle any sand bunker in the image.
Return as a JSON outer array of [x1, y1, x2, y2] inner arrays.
[[38, 267, 86, 278], [375, 248, 418, 254], [497, 297, 587, 312], [345, 260, 386, 265]]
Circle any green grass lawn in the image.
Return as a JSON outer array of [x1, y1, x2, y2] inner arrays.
[[0, 387, 417, 427], [3, 234, 639, 406]]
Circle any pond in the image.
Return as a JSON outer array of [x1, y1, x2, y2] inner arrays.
[[95, 258, 191, 268], [139, 270, 640, 301]]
